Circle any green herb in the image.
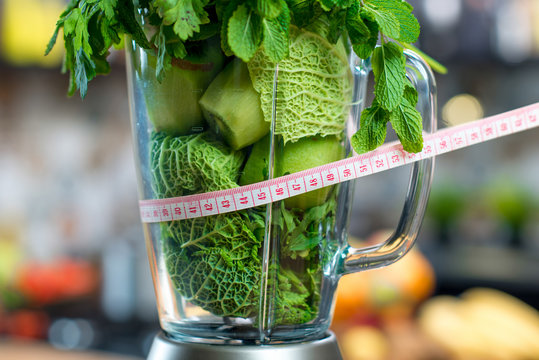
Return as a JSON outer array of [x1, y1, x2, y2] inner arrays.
[[271, 194, 338, 324], [48, 0, 443, 153]]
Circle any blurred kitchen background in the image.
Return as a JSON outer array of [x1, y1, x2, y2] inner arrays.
[[0, 0, 538, 359]]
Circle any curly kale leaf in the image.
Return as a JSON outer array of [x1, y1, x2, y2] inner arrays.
[[247, 27, 353, 143], [163, 212, 263, 318], [150, 132, 245, 197], [150, 132, 266, 318]]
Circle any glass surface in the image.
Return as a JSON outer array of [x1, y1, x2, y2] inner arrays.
[[125, 32, 435, 345]]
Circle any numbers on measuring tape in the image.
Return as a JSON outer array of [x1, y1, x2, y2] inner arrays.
[[139, 102, 539, 223]]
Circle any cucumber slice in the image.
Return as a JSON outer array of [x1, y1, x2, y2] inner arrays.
[[141, 39, 225, 136], [199, 59, 270, 150]]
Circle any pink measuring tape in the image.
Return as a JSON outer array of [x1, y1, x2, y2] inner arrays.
[[139, 102, 539, 223]]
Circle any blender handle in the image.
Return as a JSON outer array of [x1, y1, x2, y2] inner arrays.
[[342, 50, 437, 275]]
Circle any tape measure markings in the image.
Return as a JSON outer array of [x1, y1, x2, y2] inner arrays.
[[139, 102, 539, 223]]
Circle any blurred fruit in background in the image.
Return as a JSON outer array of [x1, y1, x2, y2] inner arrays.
[[0, 0, 64, 67], [419, 288, 539, 360], [0, 254, 99, 339], [332, 231, 439, 360], [14, 258, 99, 306], [332, 231, 436, 329]]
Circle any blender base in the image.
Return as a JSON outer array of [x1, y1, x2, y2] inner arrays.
[[147, 331, 343, 360]]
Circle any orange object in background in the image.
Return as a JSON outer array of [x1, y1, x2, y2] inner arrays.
[[332, 231, 436, 327], [14, 258, 99, 306], [0, 309, 50, 339]]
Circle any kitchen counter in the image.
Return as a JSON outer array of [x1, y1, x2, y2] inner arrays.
[[0, 340, 143, 360]]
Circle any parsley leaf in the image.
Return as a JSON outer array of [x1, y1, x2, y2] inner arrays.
[[155, 0, 211, 41]]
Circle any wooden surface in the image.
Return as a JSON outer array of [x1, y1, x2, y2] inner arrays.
[[0, 341, 143, 360]]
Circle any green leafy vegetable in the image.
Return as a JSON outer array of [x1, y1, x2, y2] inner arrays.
[[371, 41, 406, 112], [150, 131, 335, 324], [47, 0, 443, 329], [228, 4, 263, 61], [150, 132, 245, 197], [155, 0, 211, 41], [350, 102, 387, 154], [48, 0, 443, 153], [248, 27, 353, 143]]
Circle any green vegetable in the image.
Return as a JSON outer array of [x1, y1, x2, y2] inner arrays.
[[150, 131, 334, 324], [271, 193, 338, 324], [150, 131, 262, 318], [48, 0, 443, 153], [163, 211, 263, 318], [278, 135, 344, 209], [150, 132, 245, 197], [199, 59, 269, 150], [239, 134, 271, 186], [48, 0, 441, 328], [141, 38, 225, 136], [248, 27, 353, 144]]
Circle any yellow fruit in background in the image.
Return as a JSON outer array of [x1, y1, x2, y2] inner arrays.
[[338, 326, 389, 360], [1, 0, 64, 67], [0, 223, 24, 286], [418, 289, 539, 360]]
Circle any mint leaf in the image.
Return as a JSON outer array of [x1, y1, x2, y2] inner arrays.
[[403, 79, 418, 106], [155, 0, 211, 41], [371, 42, 406, 111], [228, 4, 263, 61], [351, 103, 388, 154], [363, 2, 400, 39], [220, 0, 242, 56], [315, 0, 353, 11], [346, 3, 379, 59], [262, 8, 290, 62], [368, 0, 419, 43], [326, 8, 347, 44], [286, 0, 322, 28], [249, 0, 285, 19], [389, 98, 423, 153]]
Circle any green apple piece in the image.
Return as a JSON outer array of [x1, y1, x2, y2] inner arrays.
[[142, 40, 225, 136], [279, 136, 344, 209], [240, 134, 271, 186], [199, 59, 270, 150]]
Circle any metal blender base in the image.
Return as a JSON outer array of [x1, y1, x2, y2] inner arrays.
[[147, 332, 343, 360]]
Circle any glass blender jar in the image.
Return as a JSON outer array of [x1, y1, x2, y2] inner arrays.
[[125, 27, 436, 359]]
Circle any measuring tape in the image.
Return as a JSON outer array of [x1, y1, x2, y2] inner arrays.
[[139, 102, 539, 223]]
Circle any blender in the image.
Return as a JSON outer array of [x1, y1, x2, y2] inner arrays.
[[124, 33, 437, 360]]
